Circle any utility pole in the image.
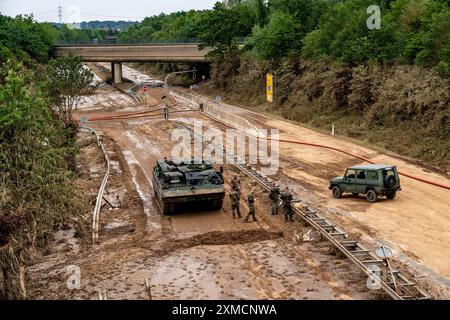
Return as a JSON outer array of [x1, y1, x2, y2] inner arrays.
[[58, 1, 63, 24]]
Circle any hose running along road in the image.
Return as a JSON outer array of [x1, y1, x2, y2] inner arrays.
[[197, 105, 450, 191], [77, 88, 450, 190]]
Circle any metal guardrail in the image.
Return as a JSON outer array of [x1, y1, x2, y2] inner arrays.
[[79, 126, 110, 244], [174, 113, 432, 301], [54, 38, 199, 45], [126, 89, 141, 102], [164, 69, 197, 87], [170, 89, 264, 138]]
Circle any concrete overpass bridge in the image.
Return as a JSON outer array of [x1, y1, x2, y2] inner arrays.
[[52, 43, 211, 83]]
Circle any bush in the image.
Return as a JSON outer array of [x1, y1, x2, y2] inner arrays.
[[0, 61, 83, 298], [0, 15, 55, 62], [251, 12, 302, 59]]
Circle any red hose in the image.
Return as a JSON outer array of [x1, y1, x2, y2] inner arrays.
[[199, 108, 450, 190], [277, 139, 450, 190], [75, 101, 178, 122], [85, 109, 194, 122], [76, 93, 450, 190], [88, 106, 165, 121], [89, 109, 164, 121]]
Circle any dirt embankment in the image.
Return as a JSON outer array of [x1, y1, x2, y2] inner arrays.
[[194, 57, 450, 170]]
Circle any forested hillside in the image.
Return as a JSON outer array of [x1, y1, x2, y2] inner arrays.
[[122, 0, 449, 167], [119, 0, 450, 76]]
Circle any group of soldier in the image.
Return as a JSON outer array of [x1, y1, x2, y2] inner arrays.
[[228, 175, 294, 222]]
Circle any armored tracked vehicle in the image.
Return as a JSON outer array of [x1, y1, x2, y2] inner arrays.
[[152, 158, 225, 214]]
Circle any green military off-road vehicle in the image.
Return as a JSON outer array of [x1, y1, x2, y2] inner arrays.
[[152, 158, 225, 214], [329, 164, 401, 203]]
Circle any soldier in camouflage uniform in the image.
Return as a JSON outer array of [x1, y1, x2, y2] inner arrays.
[[229, 190, 241, 218], [269, 183, 280, 215], [280, 187, 294, 221], [231, 175, 241, 196], [244, 192, 257, 222]]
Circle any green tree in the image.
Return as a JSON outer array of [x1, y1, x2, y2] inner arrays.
[[45, 55, 96, 128], [399, 0, 450, 75], [118, 13, 174, 42], [197, 2, 256, 55], [268, 0, 332, 35], [302, 0, 400, 64], [150, 11, 203, 40], [251, 11, 301, 59], [0, 61, 83, 298], [54, 24, 108, 43], [254, 0, 269, 26], [0, 15, 55, 62]]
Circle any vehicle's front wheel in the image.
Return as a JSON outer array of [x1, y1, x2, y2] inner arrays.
[[386, 191, 396, 200], [366, 190, 378, 203], [332, 186, 342, 199]]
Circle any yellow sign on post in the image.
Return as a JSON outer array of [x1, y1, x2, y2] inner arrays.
[[266, 73, 273, 103]]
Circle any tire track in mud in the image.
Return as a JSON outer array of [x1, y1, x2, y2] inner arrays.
[[104, 121, 173, 237]]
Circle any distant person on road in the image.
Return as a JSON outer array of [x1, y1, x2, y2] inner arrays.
[[244, 192, 257, 223], [229, 190, 241, 219], [280, 187, 294, 222], [269, 183, 280, 215], [164, 104, 169, 120]]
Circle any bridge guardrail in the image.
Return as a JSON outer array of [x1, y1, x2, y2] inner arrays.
[[53, 37, 247, 46]]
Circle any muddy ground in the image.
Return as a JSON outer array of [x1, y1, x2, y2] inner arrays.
[[27, 64, 450, 300], [193, 96, 450, 298], [28, 84, 379, 300]]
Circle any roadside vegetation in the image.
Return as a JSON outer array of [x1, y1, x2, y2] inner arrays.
[[0, 16, 94, 299]]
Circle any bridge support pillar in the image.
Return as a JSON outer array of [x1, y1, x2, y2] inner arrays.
[[111, 62, 123, 84]]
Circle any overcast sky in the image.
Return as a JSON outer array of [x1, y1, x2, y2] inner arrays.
[[0, 0, 218, 22]]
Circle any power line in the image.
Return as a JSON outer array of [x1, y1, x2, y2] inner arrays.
[[33, 9, 56, 16], [81, 12, 145, 20], [34, 13, 56, 19], [57, 1, 63, 23]]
